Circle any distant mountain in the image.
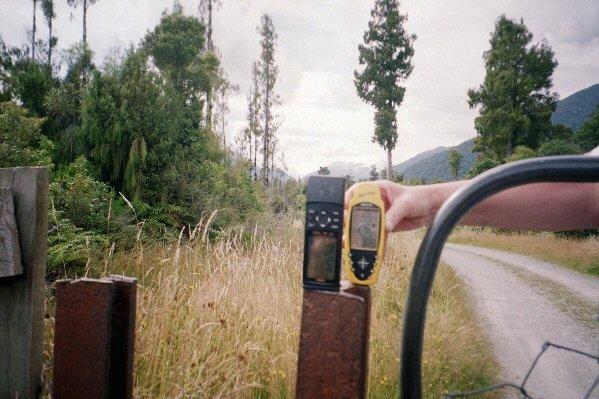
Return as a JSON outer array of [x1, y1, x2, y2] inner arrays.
[[394, 139, 478, 182], [551, 83, 599, 130], [255, 166, 293, 183], [306, 84, 598, 183], [394, 146, 448, 174], [305, 161, 372, 180], [390, 83, 599, 182]]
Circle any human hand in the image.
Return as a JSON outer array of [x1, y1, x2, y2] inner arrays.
[[344, 180, 441, 232]]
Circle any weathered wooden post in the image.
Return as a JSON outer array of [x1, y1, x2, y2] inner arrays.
[[296, 282, 372, 399], [0, 167, 49, 399], [53, 275, 137, 399]]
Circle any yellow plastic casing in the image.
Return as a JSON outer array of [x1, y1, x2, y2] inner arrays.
[[343, 182, 386, 286]]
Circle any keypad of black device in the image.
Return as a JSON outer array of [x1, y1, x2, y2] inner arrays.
[[306, 204, 343, 232]]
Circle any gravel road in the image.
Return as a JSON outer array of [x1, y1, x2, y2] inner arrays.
[[442, 243, 598, 399]]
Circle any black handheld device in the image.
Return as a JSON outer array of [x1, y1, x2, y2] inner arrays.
[[302, 175, 345, 291]]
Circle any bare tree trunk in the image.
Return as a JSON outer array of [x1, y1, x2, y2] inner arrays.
[[248, 129, 252, 166], [207, 0, 213, 51], [82, 0, 87, 45], [47, 17, 52, 69], [221, 115, 226, 149], [262, 84, 270, 187], [31, 0, 37, 61], [205, 0, 213, 128], [253, 131, 258, 181], [270, 140, 275, 184], [387, 147, 392, 180]]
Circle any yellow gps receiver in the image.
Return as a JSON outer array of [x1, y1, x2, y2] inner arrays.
[[343, 182, 386, 285]]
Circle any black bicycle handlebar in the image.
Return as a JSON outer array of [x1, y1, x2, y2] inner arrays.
[[400, 155, 599, 399]]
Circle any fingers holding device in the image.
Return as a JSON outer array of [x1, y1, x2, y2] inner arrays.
[[343, 182, 386, 285]]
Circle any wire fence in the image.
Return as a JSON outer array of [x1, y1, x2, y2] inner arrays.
[[442, 341, 599, 399]]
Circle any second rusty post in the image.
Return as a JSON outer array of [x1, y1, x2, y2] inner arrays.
[[296, 282, 371, 399], [53, 275, 137, 399]]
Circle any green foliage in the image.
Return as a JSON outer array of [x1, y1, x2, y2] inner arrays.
[[47, 156, 120, 277], [50, 156, 114, 231], [393, 173, 404, 183], [465, 156, 501, 179], [355, 0, 415, 174], [0, 41, 55, 115], [468, 16, 557, 159], [574, 107, 599, 152], [354, 0, 415, 110], [124, 137, 147, 201], [317, 166, 331, 175], [546, 124, 574, 141], [1, 3, 267, 279], [448, 150, 463, 180], [373, 107, 397, 151], [144, 7, 217, 102], [256, 14, 280, 186], [505, 145, 536, 162], [265, 179, 303, 217], [369, 164, 380, 181], [47, 210, 108, 278], [41, 0, 57, 68], [0, 101, 53, 167], [537, 139, 582, 157], [44, 43, 94, 163], [345, 174, 356, 187], [80, 52, 162, 197]]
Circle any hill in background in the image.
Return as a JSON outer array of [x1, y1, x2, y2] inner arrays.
[[306, 83, 598, 182], [305, 161, 373, 180], [393, 83, 599, 182], [551, 83, 599, 130], [393, 139, 477, 182]]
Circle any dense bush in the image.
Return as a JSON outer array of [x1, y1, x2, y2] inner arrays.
[[574, 107, 599, 152], [505, 145, 536, 162], [465, 157, 501, 179], [0, 8, 268, 278], [537, 139, 582, 156], [0, 101, 53, 167]]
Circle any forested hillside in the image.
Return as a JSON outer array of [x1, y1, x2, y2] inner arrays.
[[551, 84, 599, 130], [0, 3, 302, 277], [389, 83, 599, 182], [311, 83, 599, 183], [396, 139, 477, 182], [393, 145, 447, 175]]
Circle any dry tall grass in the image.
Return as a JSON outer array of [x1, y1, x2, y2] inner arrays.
[[43, 219, 497, 398], [449, 228, 599, 276]]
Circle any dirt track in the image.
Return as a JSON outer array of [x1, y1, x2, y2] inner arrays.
[[442, 243, 598, 399]]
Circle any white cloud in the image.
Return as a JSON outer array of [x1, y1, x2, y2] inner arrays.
[[1, 0, 597, 177]]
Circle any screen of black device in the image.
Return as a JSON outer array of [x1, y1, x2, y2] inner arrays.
[[306, 234, 337, 281], [350, 205, 380, 251]]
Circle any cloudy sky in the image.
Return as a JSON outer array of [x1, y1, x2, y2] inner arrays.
[[2, 0, 598, 176]]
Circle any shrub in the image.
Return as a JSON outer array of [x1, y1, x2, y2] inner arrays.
[[465, 157, 501, 179], [537, 139, 582, 156], [505, 145, 536, 162], [0, 101, 54, 167]]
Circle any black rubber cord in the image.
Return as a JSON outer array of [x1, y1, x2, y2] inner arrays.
[[399, 155, 599, 399]]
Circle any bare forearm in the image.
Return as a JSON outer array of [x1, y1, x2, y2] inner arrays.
[[427, 181, 599, 231]]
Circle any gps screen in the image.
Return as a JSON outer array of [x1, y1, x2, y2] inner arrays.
[[350, 205, 380, 251], [306, 234, 337, 281]]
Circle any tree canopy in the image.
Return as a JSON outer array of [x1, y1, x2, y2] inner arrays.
[[355, 0, 415, 179], [468, 16, 558, 159]]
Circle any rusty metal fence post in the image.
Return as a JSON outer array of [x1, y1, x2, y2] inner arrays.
[[53, 275, 137, 399], [0, 167, 48, 399], [296, 281, 372, 399]]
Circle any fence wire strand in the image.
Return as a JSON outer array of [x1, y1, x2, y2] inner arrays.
[[442, 341, 599, 399]]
